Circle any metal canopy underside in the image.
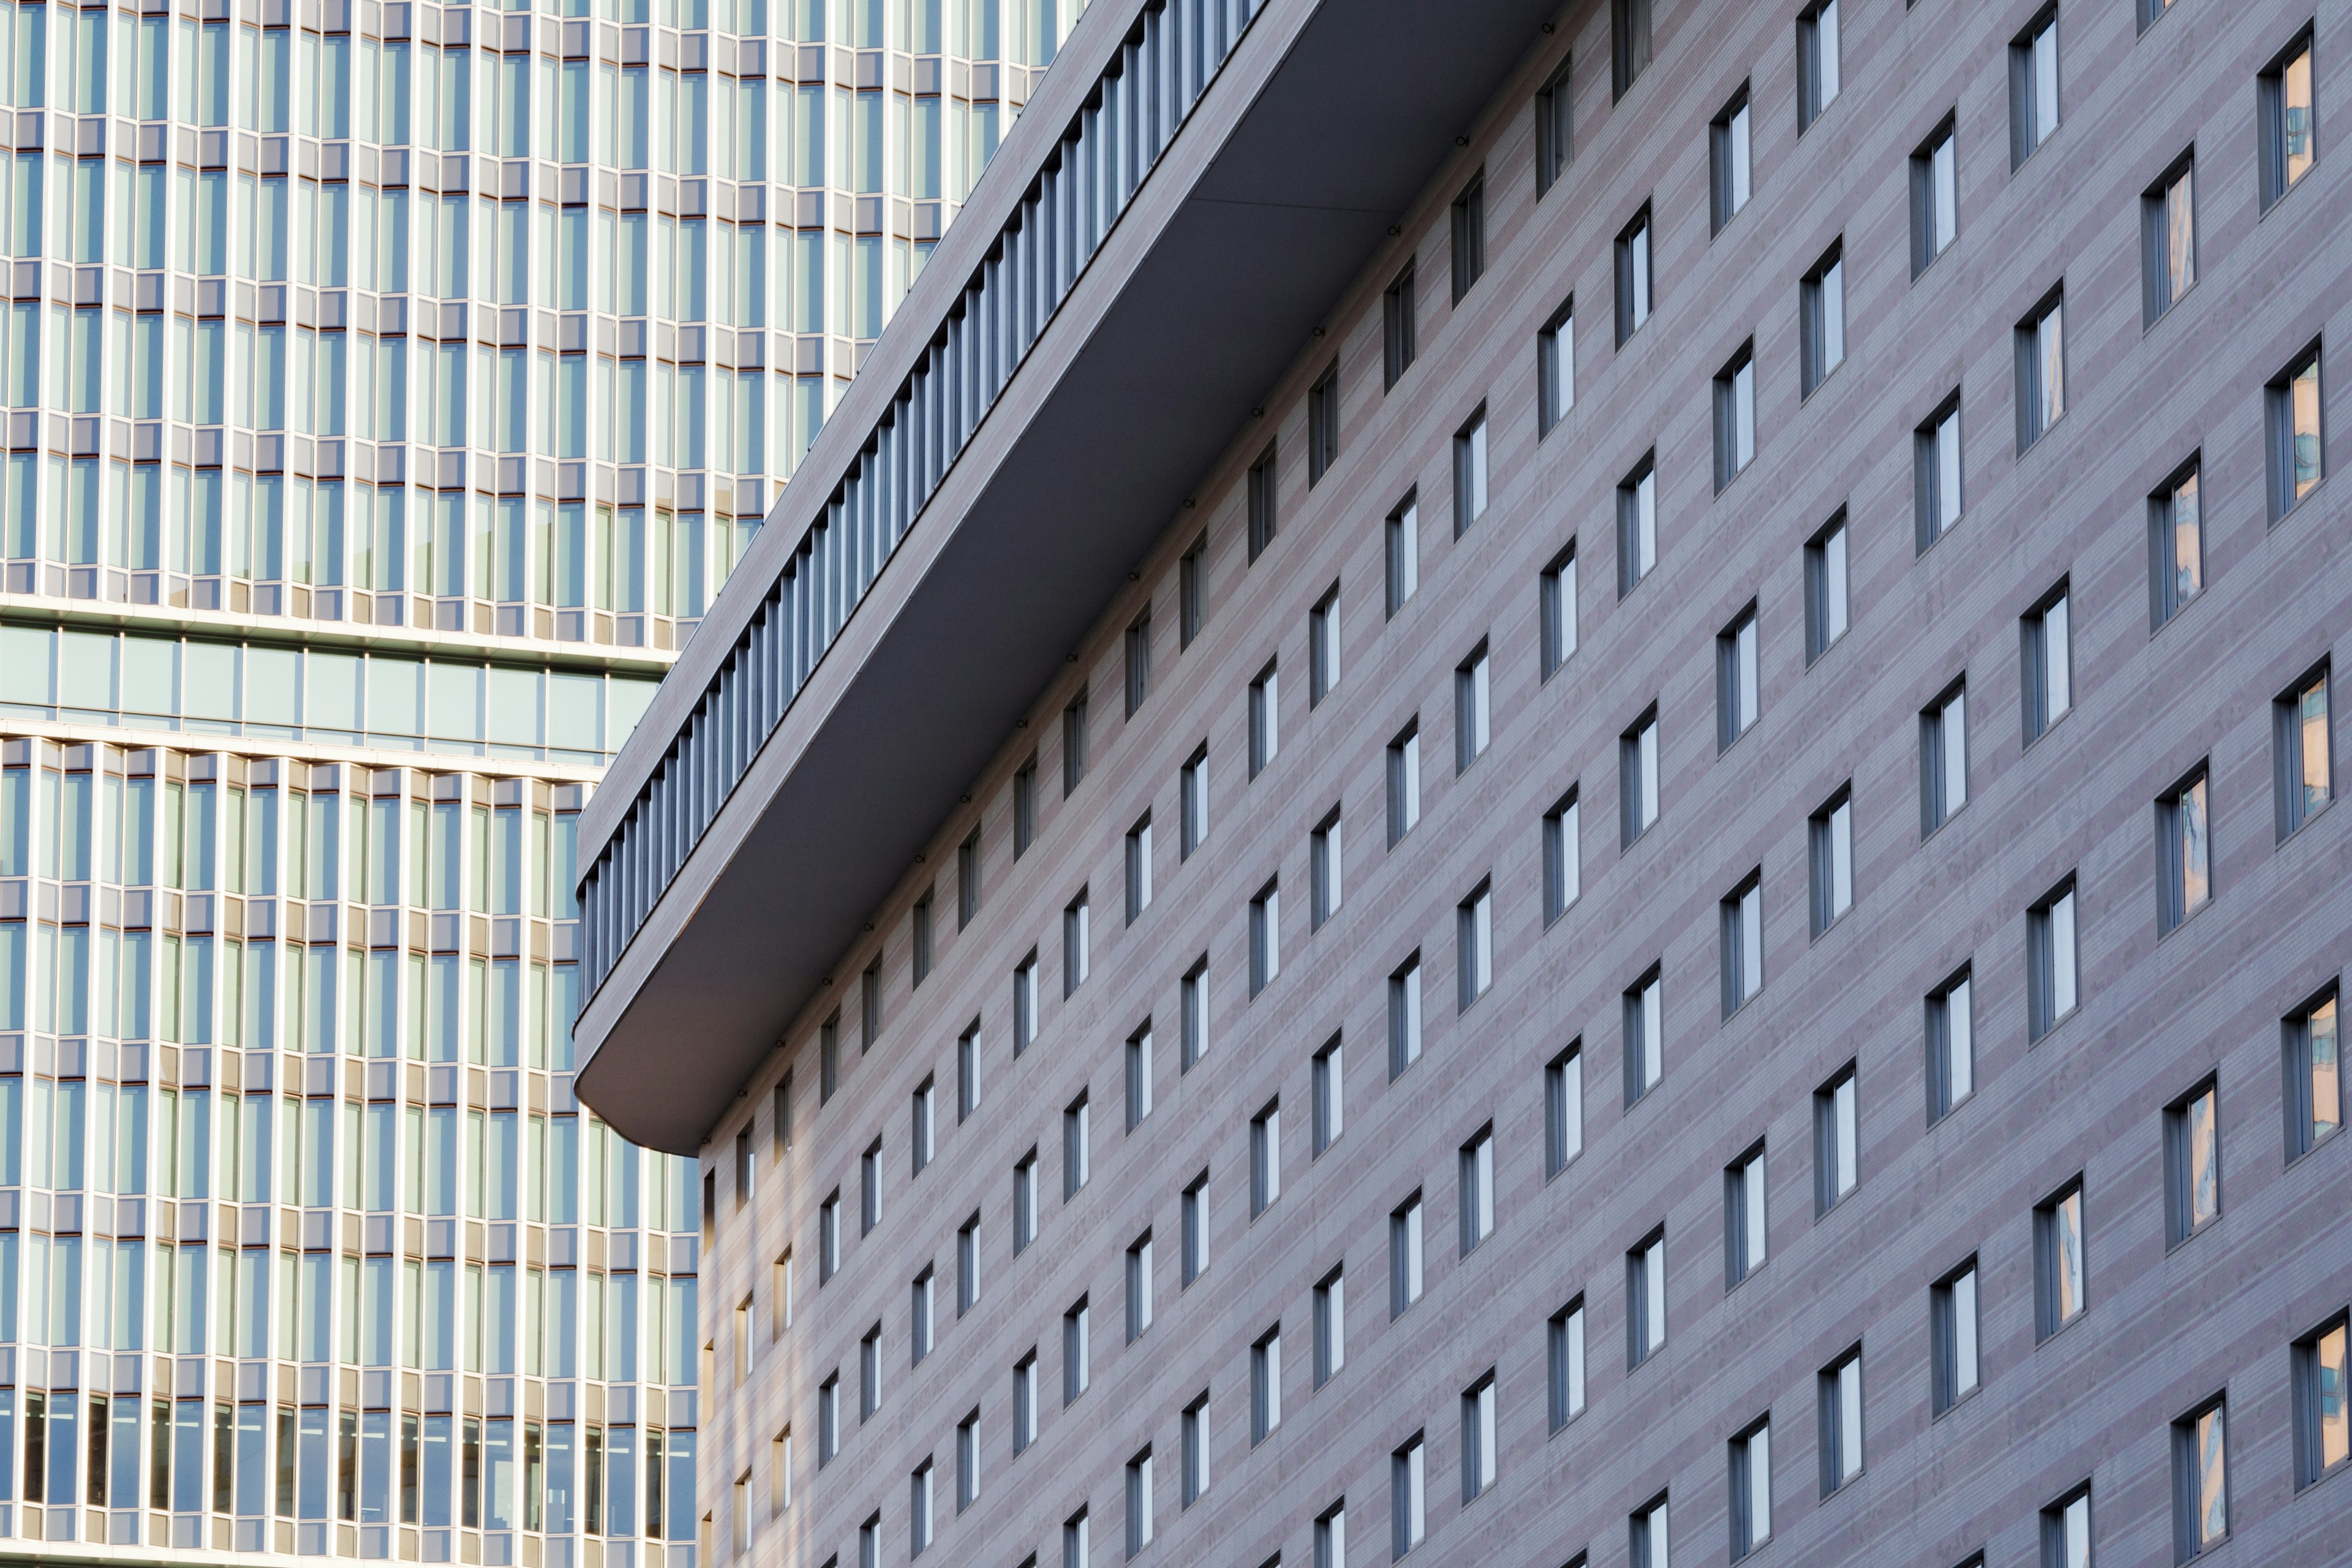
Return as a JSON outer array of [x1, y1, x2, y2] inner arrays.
[[576, 0, 1562, 1153]]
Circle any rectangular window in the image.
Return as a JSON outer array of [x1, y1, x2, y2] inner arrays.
[[1248, 663, 1279, 779], [1386, 723, 1422, 846], [1391, 1434, 1427, 1557], [1710, 87, 1752, 233], [818, 1374, 840, 1463], [1250, 1100, 1281, 1217], [1804, 512, 1849, 663], [1389, 954, 1423, 1078], [1818, 1348, 1864, 1494], [911, 1079, 935, 1178], [1910, 116, 1958, 275], [1455, 645, 1491, 772], [1180, 745, 1209, 860], [775, 1072, 795, 1160], [1617, 454, 1657, 594], [1125, 817, 1153, 925], [1064, 892, 1090, 996], [1458, 1125, 1495, 1254], [2028, 878, 2079, 1040], [1179, 532, 1207, 649], [1063, 690, 1089, 797], [2267, 342, 2324, 521], [861, 962, 884, 1054], [1627, 1229, 1666, 1366], [2015, 288, 2066, 450], [1452, 409, 1489, 536], [2172, 1397, 2229, 1558], [911, 1460, 935, 1554], [2293, 1314, 2350, 1487], [1720, 872, 1763, 1017], [2260, 30, 2316, 209], [2040, 1488, 2092, 1568], [1180, 957, 1208, 1071], [1538, 300, 1575, 435], [1251, 1329, 1282, 1445], [1717, 605, 1760, 749], [911, 894, 935, 989], [1539, 542, 1578, 679], [2021, 584, 2071, 744], [2158, 766, 2213, 933], [1312, 1035, 1344, 1156], [1915, 394, 1963, 551], [957, 1022, 981, 1123], [1390, 1193, 1424, 1316], [1801, 243, 1845, 396], [1536, 56, 1574, 194], [1809, 787, 1855, 935], [1624, 965, 1663, 1105], [1062, 1298, 1088, 1403], [1311, 809, 1343, 930], [1612, 0, 1651, 99], [2149, 459, 2203, 628], [1630, 1493, 1668, 1568], [1544, 1042, 1583, 1177], [2284, 988, 2342, 1161], [1125, 1023, 1153, 1132], [1814, 1065, 1858, 1214], [1547, 1298, 1586, 1430], [1724, 1143, 1766, 1287], [1920, 681, 1969, 836], [1180, 1174, 1209, 1285], [1460, 1373, 1498, 1502], [1798, 0, 1840, 130], [1063, 1505, 1087, 1566], [1014, 756, 1038, 858], [1013, 952, 1039, 1054], [1063, 1095, 1089, 1200], [1249, 880, 1280, 998], [1932, 1260, 1980, 1414], [2143, 153, 2196, 324], [1011, 1152, 1037, 1254], [2010, 8, 2060, 167], [1307, 361, 1340, 487], [1621, 706, 1660, 848], [1011, 1354, 1036, 1454], [859, 1325, 881, 1417], [1713, 342, 1757, 488], [1125, 1233, 1153, 1341], [1731, 1418, 1773, 1558], [1543, 787, 1581, 925], [1316, 1502, 1347, 1568], [2034, 1178, 2087, 1340], [1382, 262, 1417, 390], [956, 1215, 979, 1315], [1615, 206, 1653, 344], [818, 1191, 840, 1282], [1247, 444, 1278, 562], [956, 1412, 979, 1510], [1314, 1267, 1346, 1387], [1124, 611, 1152, 720], [1310, 586, 1341, 707], [1926, 969, 1975, 1123], [912, 1269, 935, 1363], [1449, 173, 1485, 303], [2165, 1079, 2221, 1248], [1385, 494, 1419, 617]]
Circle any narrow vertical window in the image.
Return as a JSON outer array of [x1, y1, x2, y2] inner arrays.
[[1125, 1232, 1154, 1341], [2284, 988, 2342, 1161], [1249, 1100, 1281, 1217], [1061, 1298, 1088, 1403], [2292, 1315, 2351, 1487], [1624, 965, 1664, 1104], [1011, 1151, 1036, 1254], [1452, 408, 1488, 536], [2157, 766, 2212, 933], [1062, 690, 1088, 797], [958, 829, 982, 928], [1062, 889, 1088, 995], [1012, 952, 1039, 1054], [1061, 1095, 1088, 1200], [1180, 1172, 1208, 1286], [1731, 1418, 1773, 1558], [1460, 1373, 1498, 1502], [1382, 262, 1417, 390], [2142, 153, 2196, 325], [1180, 957, 1208, 1071], [1915, 394, 1963, 551], [1311, 1034, 1343, 1156], [1306, 361, 1340, 487], [1798, 0, 1840, 130], [2027, 878, 2079, 1041], [818, 1191, 841, 1281], [1538, 300, 1575, 435], [911, 1079, 935, 1177], [956, 1412, 978, 1510], [1390, 1434, 1427, 1558], [2171, 1398, 2229, 1559], [1178, 531, 1207, 649], [859, 1325, 881, 1412], [1124, 816, 1152, 925], [2033, 1178, 2087, 1340], [1316, 1503, 1347, 1568], [1921, 680, 1968, 835], [1724, 1143, 1767, 1287], [1818, 1348, 1864, 1494], [2040, 1487, 2092, 1568], [1720, 871, 1763, 1016], [1389, 1192, 1424, 1316], [1547, 1299, 1586, 1429], [1248, 662, 1279, 779], [1542, 786, 1580, 925], [1630, 1494, 1670, 1568], [861, 962, 883, 1052], [2149, 458, 2203, 629], [956, 1215, 979, 1314], [1250, 1329, 1283, 1444], [1544, 1041, 1583, 1177], [1246, 443, 1278, 562], [957, 1021, 981, 1123], [2266, 341, 2325, 521], [1180, 745, 1208, 859], [1248, 879, 1280, 998], [1616, 454, 1657, 594], [1309, 586, 1341, 707], [2009, 8, 2061, 167], [2164, 1079, 2221, 1248], [1615, 206, 1653, 345], [1457, 1125, 1495, 1253], [1310, 809, 1343, 930], [1801, 243, 1845, 396], [1449, 172, 1485, 303], [1713, 342, 1757, 489], [1388, 954, 1423, 1079], [1627, 1228, 1667, 1365], [1537, 544, 1579, 684], [911, 1269, 935, 1362], [1931, 1260, 1980, 1413], [1123, 610, 1151, 719], [1313, 1267, 1346, 1387], [1124, 1022, 1153, 1132], [1813, 1064, 1858, 1214], [1454, 644, 1491, 772], [1385, 722, 1420, 846], [2015, 287, 2065, 450], [1014, 756, 1038, 858], [2259, 31, 2316, 210], [1910, 116, 1958, 276], [1804, 511, 1849, 663], [1809, 786, 1855, 935], [1926, 968, 1974, 1123], [1709, 87, 1752, 233], [1535, 56, 1574, 195], [1621, 706, 1660, 846], [1716, 603, 1760, 749], [911, 892, 934, 988], [1611, 0, 1651, 100], [2021, 583, 2071, 745], [1384, 493, 1419, 617]]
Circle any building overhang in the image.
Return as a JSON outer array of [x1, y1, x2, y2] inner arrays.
[[575, 0, 1564, 1153]]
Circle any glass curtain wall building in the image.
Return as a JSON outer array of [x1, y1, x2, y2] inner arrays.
[[0, 0, 1047, 1558]]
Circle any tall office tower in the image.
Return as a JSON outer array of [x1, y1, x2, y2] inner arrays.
[[576, 0, 2349, 1566], [0, 0, 1054, 1558]]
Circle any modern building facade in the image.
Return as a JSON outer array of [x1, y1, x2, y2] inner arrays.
[[576, 0, 2349, 1566], [0, 0, 1057, 1558]]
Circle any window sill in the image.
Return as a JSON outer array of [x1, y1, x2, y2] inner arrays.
[[1930, 1385, 1981, 1423], [2035, 1307, 2090, 1348], [2164, 1215, 2221, 1255], [2272, 476, 2328, 527], [2030, 1005, 2080, 1047]]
